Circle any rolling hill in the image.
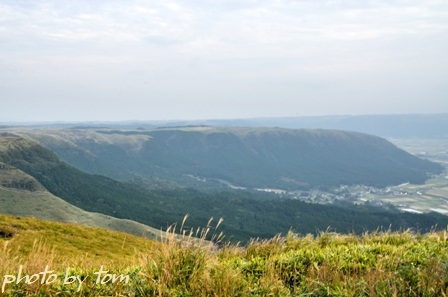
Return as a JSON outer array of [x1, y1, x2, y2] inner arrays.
[[0, 132, 447, 243], [0, 185, 163, 240], [20, 127, 443, 190], [0, 137, 162, 239]]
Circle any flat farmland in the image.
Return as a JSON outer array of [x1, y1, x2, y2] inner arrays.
[[390, 138, 448, 165], [360, 138, 448, 215]]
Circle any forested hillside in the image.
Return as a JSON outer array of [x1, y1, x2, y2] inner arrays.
[[23, 127, 443, 191], [1, 134, 447, 243]]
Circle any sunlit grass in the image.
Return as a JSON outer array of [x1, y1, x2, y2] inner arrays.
[[1, 214, 447, 296]]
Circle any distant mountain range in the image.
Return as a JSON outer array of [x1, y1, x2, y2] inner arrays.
[[3, 113, 447, 138], [20, 127, 442, 191], [0, 125, 447, 242], [194, 114, 448, 138]]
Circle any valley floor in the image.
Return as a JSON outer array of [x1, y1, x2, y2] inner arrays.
[[249, 138, 448, 216]]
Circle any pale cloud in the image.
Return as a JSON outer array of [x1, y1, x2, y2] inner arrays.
[[0, 0, 447, 121]]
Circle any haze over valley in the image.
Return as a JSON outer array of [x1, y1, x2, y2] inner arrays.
[[1, 114, 448, 242]]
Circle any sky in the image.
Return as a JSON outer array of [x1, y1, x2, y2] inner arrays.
[[0, 0, 447, 122]]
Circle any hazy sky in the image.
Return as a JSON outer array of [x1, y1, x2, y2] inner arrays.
[[1, 0, 447, 121]]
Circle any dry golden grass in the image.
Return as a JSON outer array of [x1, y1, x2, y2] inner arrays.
[[1, 214, 447, 296]]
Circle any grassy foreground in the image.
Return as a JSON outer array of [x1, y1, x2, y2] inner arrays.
[[0, 214, 447, 296]]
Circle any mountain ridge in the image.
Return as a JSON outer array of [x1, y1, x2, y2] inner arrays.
[[20, 127, 442, 190], [1, 132, 447, 243], [3, 113, 447, 138], [0, 138, 162, 239]]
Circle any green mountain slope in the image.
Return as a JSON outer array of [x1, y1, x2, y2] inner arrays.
[[0, 152, 161, 239], [23, 127, 442, 190], [1, 134, 447, 243], [0, 136, 160, 229], [0, 186, 162, 240], [137, 127, 441, 189]]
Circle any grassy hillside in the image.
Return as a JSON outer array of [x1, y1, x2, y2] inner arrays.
[[1, 214, 447, 296], [0, 214, 157, 265], [0, 186, 162, 240], [1, 134, 447, 243], [0, 158, 162, 240], [21, 127, 442, 190]]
